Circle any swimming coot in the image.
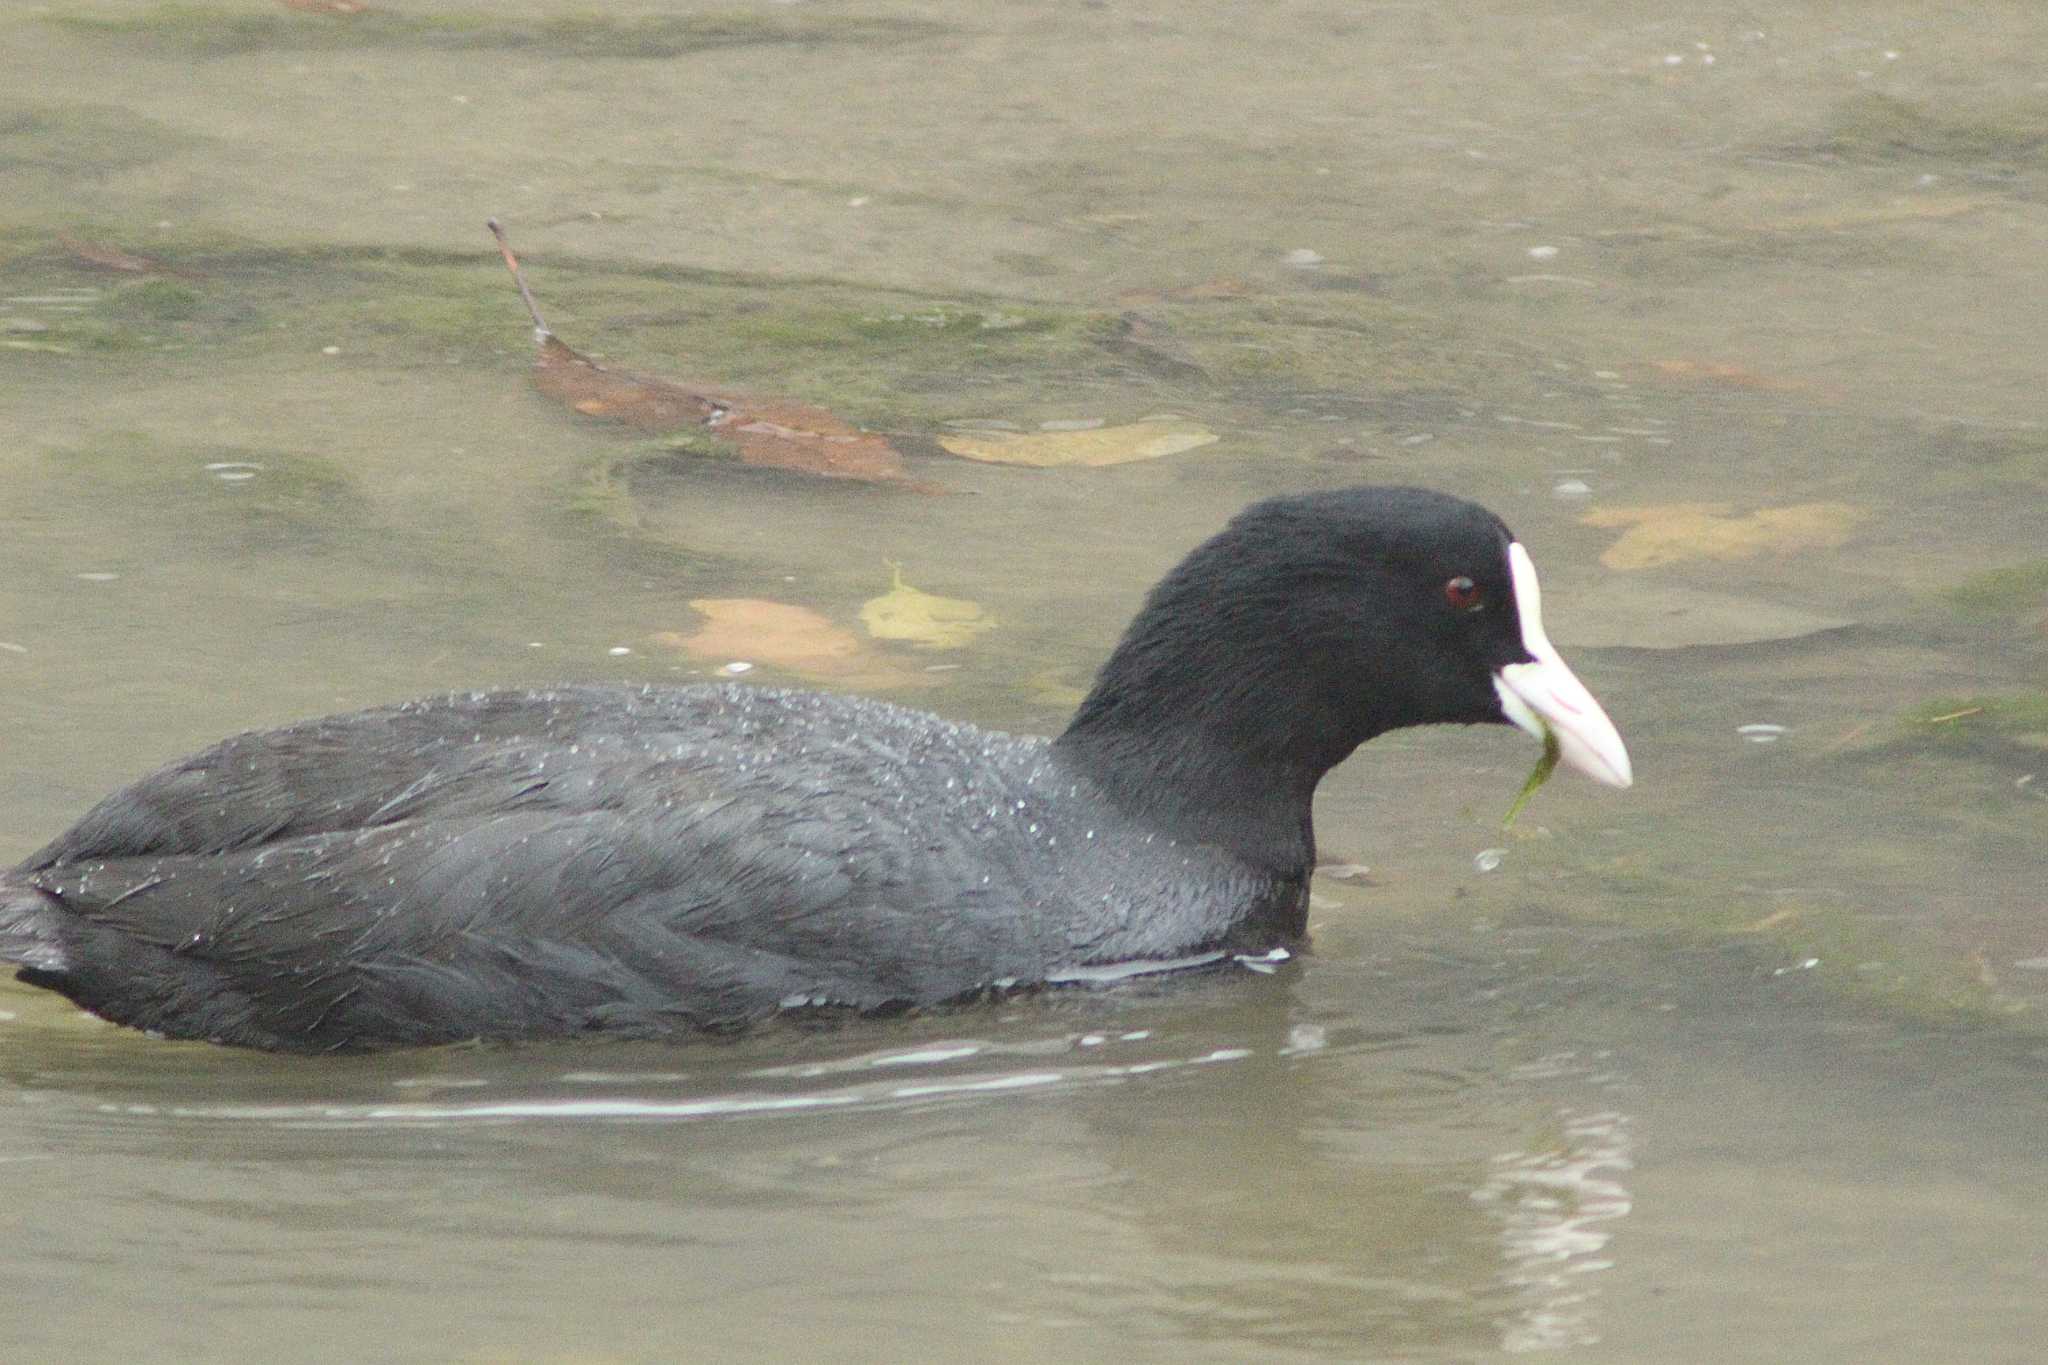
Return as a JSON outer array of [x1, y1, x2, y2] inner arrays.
[[0, 486, 1629, 1052]]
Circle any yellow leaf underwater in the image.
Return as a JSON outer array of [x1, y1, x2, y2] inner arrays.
[[859, 563, 994, 649], [654, 599, 934, 689], [937, 419, 1219, 467], [1752, 195, 1990, 233], [1581, 502, 1866, 571], [1023, 667, 1089, 708]]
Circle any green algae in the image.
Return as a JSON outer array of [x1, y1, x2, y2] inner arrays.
[[1501, 726, 1561, 830], [0, 103, 195, 176], [1514, 842, 2031, 1030], [0, 228, 273, 353], [1817, 92, 2048, 166], [107, 279, 202, 323], [36, 435, 372, 555], [1716, 899, 2023, 1024], [1897, 692, 2048, 755], [5, 220, 1559, 450], [1946, 559, 2048, 618]]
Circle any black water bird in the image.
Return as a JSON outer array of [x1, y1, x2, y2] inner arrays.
[[0, 486, 1631, 1051]]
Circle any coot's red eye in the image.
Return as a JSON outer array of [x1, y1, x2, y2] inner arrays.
[[1444, 575, 1482, 611]]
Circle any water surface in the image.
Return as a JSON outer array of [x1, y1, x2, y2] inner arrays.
[[4, 3, 2045, 1360]]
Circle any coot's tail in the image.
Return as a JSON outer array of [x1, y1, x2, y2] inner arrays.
[[0, 882, 69, 976]]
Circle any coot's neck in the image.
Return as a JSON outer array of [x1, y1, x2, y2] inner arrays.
[[1051, 600, 1386, 878]]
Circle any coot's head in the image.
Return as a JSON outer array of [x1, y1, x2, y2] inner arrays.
[[1061, 486, 1631, 792]]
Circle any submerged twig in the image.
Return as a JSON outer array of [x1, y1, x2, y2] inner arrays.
[[486, 218, 551, 340]]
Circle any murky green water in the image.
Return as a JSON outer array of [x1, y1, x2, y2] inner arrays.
[[4, 3, 2045, 1360]]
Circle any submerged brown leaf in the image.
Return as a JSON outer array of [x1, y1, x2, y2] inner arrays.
[[57, 233, 190, 277], [532, 333, 724, 429], [489, 220, 932, 488], [1644, 358, 1836, 397], [654, 599, 935, 689], [713, 399, 932, 486], [1582, 502, 1867, 570]]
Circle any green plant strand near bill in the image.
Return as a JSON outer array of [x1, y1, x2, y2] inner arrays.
[[1502, 726, 1562, 829]]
